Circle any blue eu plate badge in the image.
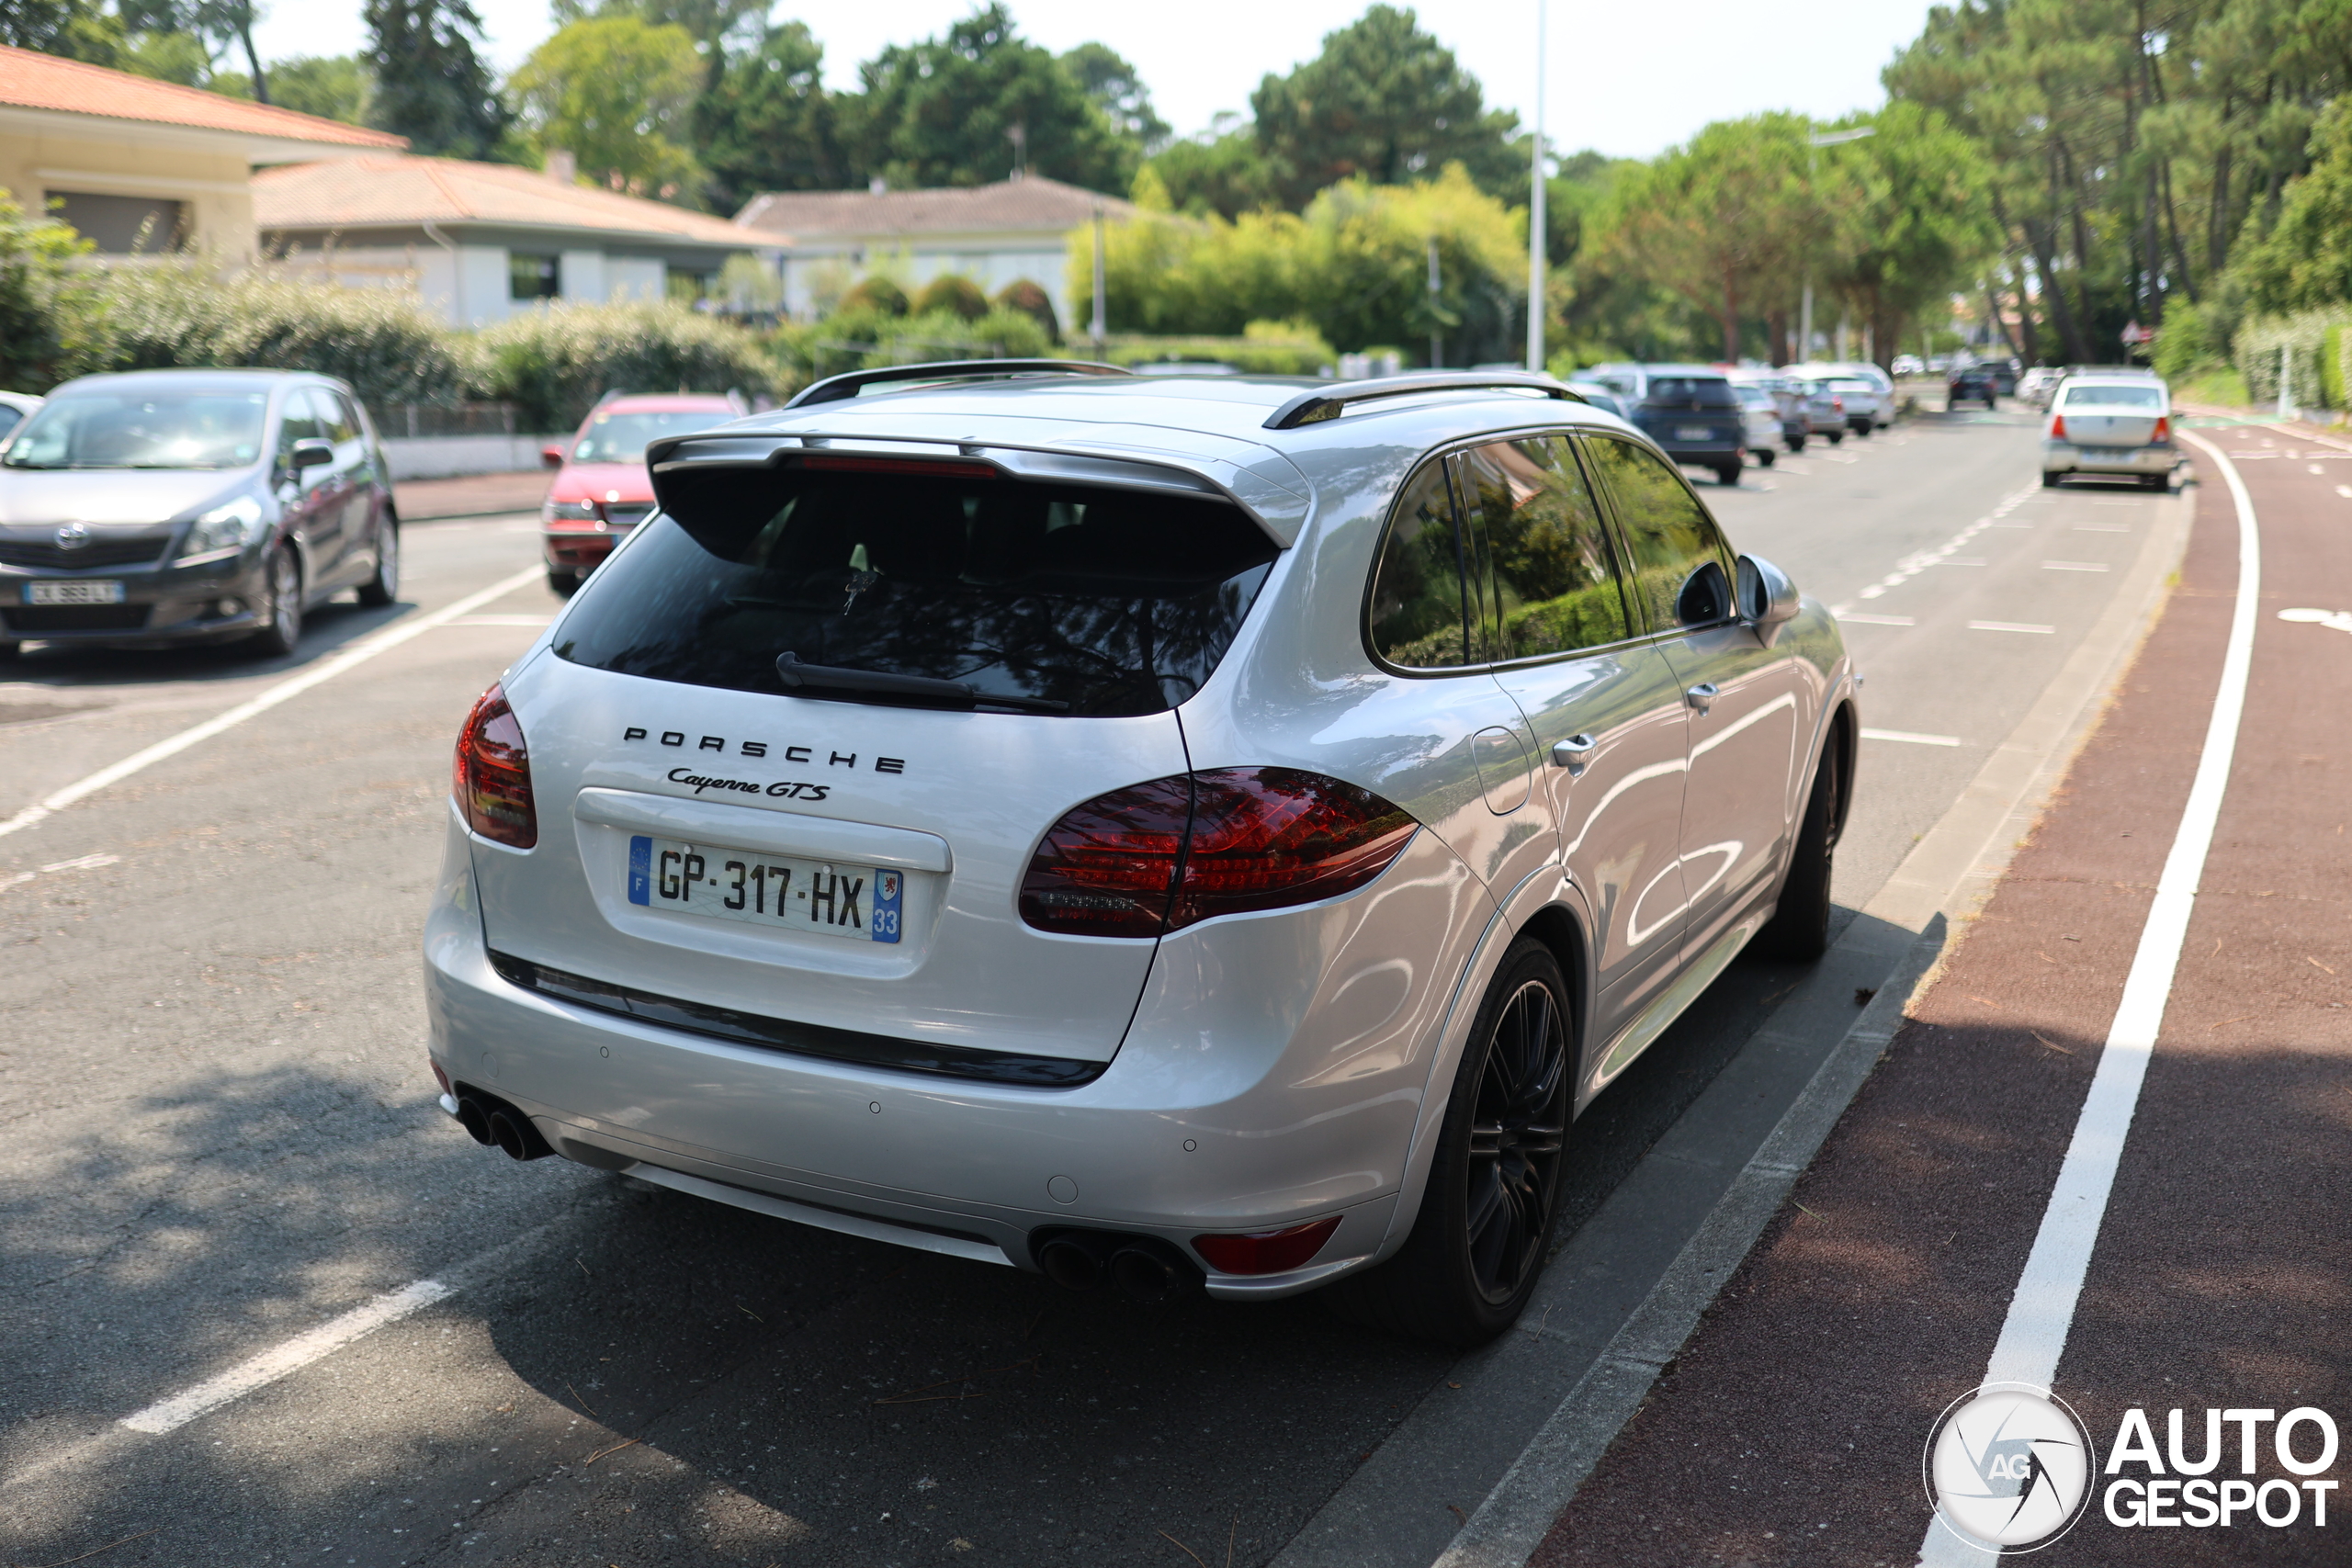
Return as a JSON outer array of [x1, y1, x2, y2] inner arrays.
[[628, 835, 651, 905], [870, 870, 903, 942]]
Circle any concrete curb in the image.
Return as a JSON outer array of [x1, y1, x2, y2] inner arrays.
[[1412, 475, 2199, 1568]]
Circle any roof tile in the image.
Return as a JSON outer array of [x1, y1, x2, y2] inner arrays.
[[0, 43, 403, 149], [254, 155, 764, 247], [734, 176, 1134, 238]]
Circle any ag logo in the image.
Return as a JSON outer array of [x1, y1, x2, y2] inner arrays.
[[1924, 1383, 2097, 1550]]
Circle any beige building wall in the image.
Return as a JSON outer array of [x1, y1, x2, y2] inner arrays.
[[0, 122, 258, 260]]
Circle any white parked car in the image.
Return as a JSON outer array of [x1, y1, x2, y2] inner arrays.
[[425, 362, 1857, 1346], [2042, 375, 2176, 489], [2016, 367, 2061, 409], [1734, 383, 1784, 466], [1786, 362, 1895, 432], [0, 389, 42, 446]]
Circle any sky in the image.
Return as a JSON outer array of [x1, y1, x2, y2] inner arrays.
[[251, 1, 1941, 163]]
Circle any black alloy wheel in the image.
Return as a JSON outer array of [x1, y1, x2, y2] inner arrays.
[[251, 545, 302, 658], [1326, 937, 1572, 1346], [357, 515, 400, 607]]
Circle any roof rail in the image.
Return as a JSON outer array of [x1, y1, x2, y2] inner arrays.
[[1263, 371, 1581, 431], [785, 358, 1133, 410]]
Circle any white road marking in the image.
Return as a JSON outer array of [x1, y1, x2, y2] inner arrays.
[[1917, 429, 2258, 1566], [1928, 558, 1986, 567], [1968, 620, 2057, 635], [2311, 464, 2326, 475], [2336, 485, 2351, 500], [2041, 560, 2109, 571], [2279, 607, 2352, 634], [2072, 523, 2130, 532], [1836, 613, 1915, 626], [1859, 728, 1960, 747], [120, 1279, 454, 1435], [0, 566, 544, 841], [1, 851, 122, 891]]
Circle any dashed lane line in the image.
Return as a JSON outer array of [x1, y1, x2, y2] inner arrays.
[[1916, 428, 2260, 1564], [2041, 560, 2110, 571], [1859, 728, 1961, 747], [1836, 614, 1914, 626], [1969, 620, 2057, 635], [0, 565, 544, 842], [0, 851, 120, 890]]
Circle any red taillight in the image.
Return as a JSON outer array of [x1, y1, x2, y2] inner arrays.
[[2154, 415, 2170, 443], [454, 682, 537, 848], [1018, 768, 1416, 939], [2049, 412, 2067, 441], [1193, 1215, 1343, 1275]]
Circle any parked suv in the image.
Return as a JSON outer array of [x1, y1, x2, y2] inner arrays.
[[0, 369, 396, 659], [541, 392, 742, 595], [428, 363, 1855, 1345]]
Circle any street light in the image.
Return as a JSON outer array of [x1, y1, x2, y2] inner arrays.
[[1800, 126, 1873, 364], [1526, 0, 1547, 372]]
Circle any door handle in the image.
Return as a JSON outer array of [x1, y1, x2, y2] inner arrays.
[[1550, 734, 1597, 775], [1686, 682, 1719, 716]]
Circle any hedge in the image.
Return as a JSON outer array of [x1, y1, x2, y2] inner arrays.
[[2234, 308, 2352, 409], [1102, 321, 1337, 377], [469, 300, 781, 432], [767, 307, 1054, 391]]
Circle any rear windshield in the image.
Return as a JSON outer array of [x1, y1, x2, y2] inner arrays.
[[2059, 383, 2164, 409], [552, 465, 1280, 717], [1643, 378, 1737, 409]]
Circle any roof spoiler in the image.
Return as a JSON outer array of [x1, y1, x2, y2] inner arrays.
[[1262, 370, 1581, 430], [786, 359, 1133, 410]]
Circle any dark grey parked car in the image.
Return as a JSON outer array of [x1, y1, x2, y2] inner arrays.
[[0, 369, 399, 659]]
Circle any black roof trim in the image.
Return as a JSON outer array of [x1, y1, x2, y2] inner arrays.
[[785, 358, 1134, 410], [1263, 371, 1582, 430]]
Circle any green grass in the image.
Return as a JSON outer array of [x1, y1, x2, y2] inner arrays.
[[2173, 366, 2252, 409]]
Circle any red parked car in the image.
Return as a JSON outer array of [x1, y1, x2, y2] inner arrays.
[[541, 392, 742, 594]]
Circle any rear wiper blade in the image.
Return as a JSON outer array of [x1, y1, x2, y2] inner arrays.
[[774, 651, 1069, 713]]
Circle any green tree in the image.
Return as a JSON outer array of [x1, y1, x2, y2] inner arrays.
[[0, 0, 125, 66], [268, 55, 372, 126], [552, 0, 765, 60], [120, 0, 269, 100], [1147, 117, 1280, 219], [1249, 6, 1522, 209], [695, 19, 843, 211], [0, 191, 104, 391], [1060, 41, 1169, 151], [364, 0, 509, 161], [849, 5, 1141, 192], [2233, 98, 2352, 312], [1816, 104, 1998, 368], [511, 16, 705, 203]]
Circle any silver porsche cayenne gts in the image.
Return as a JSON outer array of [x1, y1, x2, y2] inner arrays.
[[425, 363, 1857, 1346]]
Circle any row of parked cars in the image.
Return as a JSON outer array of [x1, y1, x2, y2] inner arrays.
[[1565, 362, 1896, 484]]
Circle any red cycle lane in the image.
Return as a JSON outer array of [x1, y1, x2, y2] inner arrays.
[[1526, 434, 2350, 1567]]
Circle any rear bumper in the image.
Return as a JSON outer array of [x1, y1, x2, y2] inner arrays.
[[543, 526, 626, 572], [2043, 440, 2176, 475], [422, 813, 1483, 1297]]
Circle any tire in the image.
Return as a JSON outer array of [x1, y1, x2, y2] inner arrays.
[[249, 545, 303, 659], [1827, 429, 1844, 446], [0, 640, 18, 660], [2042, 469, 2064, 489], [1785, 434, 1805, 454], [1714, 463, 1742, 487], [1327, 937, 1572, 1346], [1853, 422, 1872, 438], [1757, 448, 1777, 468], [547, 568, 582, 599], [1984, 397, 1996, 412], [1754, 736, 1841, 962], [356, 514, 400, 607]]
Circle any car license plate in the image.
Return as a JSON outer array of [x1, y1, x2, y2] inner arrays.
[[2080, 446, 2139, 458], [626, 835, 901, 942], [1675, 425, 1713, 441], [26, 580, 124, 605]]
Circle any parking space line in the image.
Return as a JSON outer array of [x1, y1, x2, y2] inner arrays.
[[1968, 620, 2057, 634], [1916, 429, 2259, 1564], [2072, 523, 2130, 532], [0, 565, 543, 842], [2041, 560, 2109, 571], [1835, 613, 1914, 626], [1859, 728, 1961, 747], [0, 851, 120, 891]]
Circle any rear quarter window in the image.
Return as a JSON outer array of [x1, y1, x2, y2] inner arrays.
[[552, 464, 1280, 717]]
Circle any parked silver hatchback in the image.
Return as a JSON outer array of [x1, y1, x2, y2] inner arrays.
[[425, 364, 1857, 1345]]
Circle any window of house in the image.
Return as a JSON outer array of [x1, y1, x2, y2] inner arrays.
[[665, 267, 714, 303], [510, 254, 560, 300], [49, 191, 186, 254]]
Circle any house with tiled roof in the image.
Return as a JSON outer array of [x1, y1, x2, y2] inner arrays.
[[0, 43, 402, 260], [255, 153, 773, 328], [734, 175, 1134, 333]]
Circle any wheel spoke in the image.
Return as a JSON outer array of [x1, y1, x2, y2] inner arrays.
[[1467, 1122, 1506, 1158]]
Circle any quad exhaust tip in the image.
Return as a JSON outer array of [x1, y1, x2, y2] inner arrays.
[[1034, 1228, 1203, 1303]]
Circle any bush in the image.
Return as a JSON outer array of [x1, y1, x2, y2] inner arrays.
[[838, 276, 909, 316], [995, 278, 1058, 341], [1103, 320, 1336, 375], [911, 274, 989, 321], [2234, 307, 2352, 410], [89, 263, 469, 409], [769, 307, 1053, 389], [0, 192, 105, 392], [470, 300, 778, 431]]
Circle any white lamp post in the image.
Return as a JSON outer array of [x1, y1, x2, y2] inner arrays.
[[1801, 126, 1873, 363]]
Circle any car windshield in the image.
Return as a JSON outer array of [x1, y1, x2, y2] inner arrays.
[[1827, 378, 1877, 392], [570, 409, 734, 464], [1643, 378, 1737, 409], [1736, 388, 1775, 407], [554, 465, 1281, 718], [2060, 383, 2164, 409], [2, 389, 269, 469]]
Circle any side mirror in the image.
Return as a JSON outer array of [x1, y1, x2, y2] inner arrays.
[[542, 444, 567, 469], [1737, 554, 1801, 645], [289, 436, 335, 469]]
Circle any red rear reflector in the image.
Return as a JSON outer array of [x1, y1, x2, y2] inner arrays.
[[2050, 412, 2067, 440], [1019, 768, 1416, 938], [2154, 415, 2170, 443], [430, 1060, 452, 1096], [797, 455, 998, 479], [1193, 1215, 1343, 1275], [454, 682, 537, 848]]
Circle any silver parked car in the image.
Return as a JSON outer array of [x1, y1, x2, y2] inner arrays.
[[2042, 374, 2176, 490], [426, 363, 1857, 1345]]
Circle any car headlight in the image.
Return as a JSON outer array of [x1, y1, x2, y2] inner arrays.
[[179, 494, 267, 559], [543, 499, 599, 523]]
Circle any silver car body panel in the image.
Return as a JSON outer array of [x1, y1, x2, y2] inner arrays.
[[426, 374, 1853, 1293], [2043, 377, 2175, 478]]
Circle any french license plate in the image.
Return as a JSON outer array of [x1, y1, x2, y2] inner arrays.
[[1675, 425, 1714, 442], [26, 580, 124, 605], [2080, 446, 2140, 459], [627, 835, 901, 942]]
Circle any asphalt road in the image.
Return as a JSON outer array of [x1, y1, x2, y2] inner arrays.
[[0, 412, 2172, 1568]]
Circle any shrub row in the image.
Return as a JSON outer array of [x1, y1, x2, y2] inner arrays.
[[2233, 307, 2352, 409]]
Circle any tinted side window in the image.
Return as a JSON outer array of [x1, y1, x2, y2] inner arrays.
[[1366, 458, 1471, 670], [1457, 437, 1629, 660], [323, 391, 363, 445], [1583, 436, 1735, 629], [274, 389, 321, 468]]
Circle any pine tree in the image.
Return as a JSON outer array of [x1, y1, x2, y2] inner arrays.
[[363, 0, 509, 161]]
